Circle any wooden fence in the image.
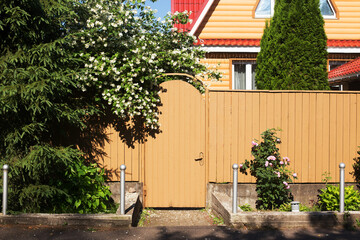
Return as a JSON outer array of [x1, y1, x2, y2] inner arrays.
[[102, 86, 360, 183]]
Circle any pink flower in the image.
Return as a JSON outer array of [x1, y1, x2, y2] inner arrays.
[[293, 173, 297, 178], [267, 156, 276, 161], [279, 161, 284, 165], [283, 157, 290, 162], [252, 141, 258, 147], [286, 185, 290, 189], [265, 161, 269, 167], [240, 164, 243, 169], [283, 181, 288, 186], [275, 171, 280, 177], [269, 163, 273, 166]]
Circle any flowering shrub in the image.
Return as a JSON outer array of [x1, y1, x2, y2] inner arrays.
[[240, 129, 297, 210], [69, 0, 221, 131]]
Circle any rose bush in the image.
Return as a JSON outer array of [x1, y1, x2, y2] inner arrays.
[[240, 129, 297, 210]]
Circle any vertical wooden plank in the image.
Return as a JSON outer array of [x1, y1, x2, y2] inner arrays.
[[329, 94, 337, 182], [163, 83, 170, 206], [252, 92, 260, 148], [349, 94, 357, 182], [274, 93, 282, 157], [238, 92, 248, 182], [245, 92, 253, 182], [308, 93, 316, 182], [267, 93, 275, 129], [124, 144, 132, 181], [103, 127, 112, 179], [322, 93, 330, 182], [174, 81, 181, 206], [315, 93, 324, 182], [111, 129, 120, 181], [224, 92, 231, 182], [177, 81, 184, 206], [231, 92, 239, 174], [274, 93, 282, 130], [335, 94, 344, 181], [287, 93, 296, 178], [302, 93, 310, 182], [132, 143, 139, 181], [200, 93, 207, 206], [259, 92, 267, 134], [281, 93, 289, 159], [342, 94, 351, 182], [217, 92, 225, 182], [294, 93, 303, 182], [209, 92, 217, 182], [205, 89, 210, 188]]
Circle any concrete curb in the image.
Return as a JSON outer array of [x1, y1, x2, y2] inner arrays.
[[0, 214, 131, 228], [210, 192, 360, 229]]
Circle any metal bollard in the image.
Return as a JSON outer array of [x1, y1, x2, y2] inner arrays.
[[120, 164, 126, 215], [232, 164, 239, 214], [339, 163, 345, 213], [2, 164, 9, 215]]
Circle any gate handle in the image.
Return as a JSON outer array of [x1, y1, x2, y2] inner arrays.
[[195, 152, 204, 161]]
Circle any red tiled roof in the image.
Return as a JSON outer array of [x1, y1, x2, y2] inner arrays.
[[328, 57, 360, 80], [327, 40, 360, 48], [194, 39, 360, 47], [172, 0, 209, 32], [195, 39, 261, 46]]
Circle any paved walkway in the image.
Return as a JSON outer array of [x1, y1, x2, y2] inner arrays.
[[141, 209, 217, 227]]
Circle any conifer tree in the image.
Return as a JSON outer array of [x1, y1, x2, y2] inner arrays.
[[0, 0, 219, 213], [256, 0, 330, 90]]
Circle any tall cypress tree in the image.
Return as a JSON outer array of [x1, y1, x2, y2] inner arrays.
[[256, 0, 330, 90]]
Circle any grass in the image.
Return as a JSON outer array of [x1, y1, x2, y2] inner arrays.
[[138, 208, 154, 227], [203, 208, 225, 225]]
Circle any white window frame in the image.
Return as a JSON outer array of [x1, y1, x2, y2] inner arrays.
[[321, 0, 337, 19], [232, 61, 257, 90], [254, 0, 337, 19], [254, 0, 275, 19]]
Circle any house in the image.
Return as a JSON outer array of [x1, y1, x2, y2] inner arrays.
[[172, 0, 360, 90], [328, 57, 360, 90]]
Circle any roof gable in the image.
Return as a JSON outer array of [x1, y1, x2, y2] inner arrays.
[[173, 0, 360, 41]]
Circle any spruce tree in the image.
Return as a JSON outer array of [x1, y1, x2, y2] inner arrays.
[[256, 0, 330, 90]]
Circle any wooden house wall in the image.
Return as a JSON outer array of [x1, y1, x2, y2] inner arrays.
[[198, 0, 360, 40]]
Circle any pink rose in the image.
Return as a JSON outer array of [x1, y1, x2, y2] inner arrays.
[[252, 141, 259, 147], [265, 161, 269, 167], [293, 173, 297, 178], [275, 171, 280, 177], [286, 185, 290, 189], [283, 157, 290, 162], [279, 161, 284, 165], [267, 156, 276, 161], [283, 181, 288, 186], [269, 163, 273, 166], [240, 164, 243, 169]]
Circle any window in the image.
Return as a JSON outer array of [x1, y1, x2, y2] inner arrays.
[[254, 0, 275, 18], [254, 0, 336, 19], [232, 60, 257, 90]]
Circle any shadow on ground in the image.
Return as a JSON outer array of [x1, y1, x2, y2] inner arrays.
[[1, 225, 360, 240]]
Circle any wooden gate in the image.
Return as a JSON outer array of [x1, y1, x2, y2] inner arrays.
[[144, 80, 206, 207]]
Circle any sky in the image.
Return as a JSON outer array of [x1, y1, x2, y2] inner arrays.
[[145, 0, 171, 20]]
